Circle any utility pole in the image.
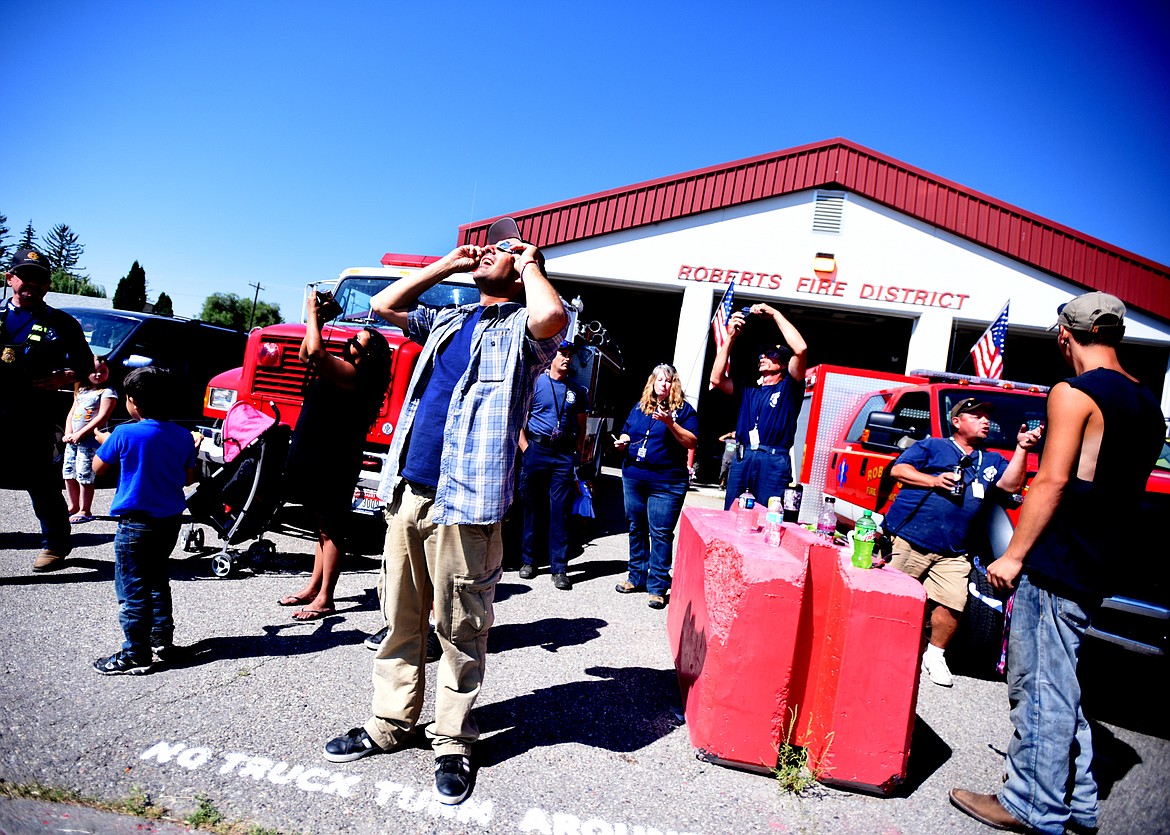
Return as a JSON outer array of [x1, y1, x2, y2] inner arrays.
[[247, 282, 264, 330]]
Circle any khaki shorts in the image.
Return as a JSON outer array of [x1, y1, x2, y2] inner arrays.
[[887, 536, 969, 612]]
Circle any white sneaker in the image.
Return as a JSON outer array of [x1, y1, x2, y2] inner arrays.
[[922, 652, 954, 687]]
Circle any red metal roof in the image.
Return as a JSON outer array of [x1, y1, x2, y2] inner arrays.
[[458, 138, 1170, 322]]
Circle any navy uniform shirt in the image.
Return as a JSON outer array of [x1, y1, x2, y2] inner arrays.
[[621, 401, 699, 483], [882, 437, 1009, 555], [734, 374, 803, 451]]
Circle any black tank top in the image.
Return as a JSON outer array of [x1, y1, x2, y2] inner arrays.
[[1024, 368, 1164, 602]]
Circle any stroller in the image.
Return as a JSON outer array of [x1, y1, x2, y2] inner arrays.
[[184, 401, 291, 577]]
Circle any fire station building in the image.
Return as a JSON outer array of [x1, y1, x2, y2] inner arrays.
[[456, 138, 1170, 477]]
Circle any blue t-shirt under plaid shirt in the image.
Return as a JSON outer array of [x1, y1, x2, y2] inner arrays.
[[378, 300, 567, 525]]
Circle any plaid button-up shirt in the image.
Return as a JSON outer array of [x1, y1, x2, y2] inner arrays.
[[377, 300, 566, 525]]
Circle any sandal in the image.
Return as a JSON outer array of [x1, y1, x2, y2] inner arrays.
[[69, 514, 94, 524], [292, 608, 336, 621], [278, 595, 314, 607]]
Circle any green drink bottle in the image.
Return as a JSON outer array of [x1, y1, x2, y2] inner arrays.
[[852, 510, 877, 569]]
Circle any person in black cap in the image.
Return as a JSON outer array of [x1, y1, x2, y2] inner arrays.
[[709, 303, 808, 511], [952, 292, 1164, 834], [518, 338, 588, 590], [2, 248, 94, 571], [880, 397, 1041, 687], [322, 218, 568, 806]]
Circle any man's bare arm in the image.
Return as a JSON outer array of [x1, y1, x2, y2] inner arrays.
[[987, 383, 1091, 590], [513, 246, 567, 340], [370, 246, 481, 330], [709, 311, 744, 394]]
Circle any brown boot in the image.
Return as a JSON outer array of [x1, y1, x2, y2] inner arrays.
[[32, 548, 69, 572], [949, 789, 1027, 831]]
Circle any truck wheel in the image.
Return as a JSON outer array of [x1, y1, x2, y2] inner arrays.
[[211, 552, 233, 578], [948, 563, 1007, 679]]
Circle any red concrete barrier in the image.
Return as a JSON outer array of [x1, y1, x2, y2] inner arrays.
[[666, 508, 926, 794]]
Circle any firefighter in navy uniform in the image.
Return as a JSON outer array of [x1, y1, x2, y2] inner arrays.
[[709, 303, 808, 510], [517, 339, 588, 590], [1, 248, 94, 571]]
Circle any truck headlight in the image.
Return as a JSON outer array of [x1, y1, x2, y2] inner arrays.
[[208, 387, 238, 411]]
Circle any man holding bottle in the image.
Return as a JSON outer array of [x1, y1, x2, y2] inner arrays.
[[880, 398, 1041, 686]]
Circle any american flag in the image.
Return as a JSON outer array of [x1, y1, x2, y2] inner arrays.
[[971, 301, 1009, 379], [711, 283, 735, 349]]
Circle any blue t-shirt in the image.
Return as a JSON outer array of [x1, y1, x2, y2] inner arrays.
[[402, 307, 485, 488], [526, 373, 586, 440], [734, 375, 803, 450], [97, 419, 197, 518], [882, 436, 1009, 555], [621, 400, 699, 483]]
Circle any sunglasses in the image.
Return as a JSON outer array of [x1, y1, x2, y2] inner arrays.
[[494, 240, 521, 253], [759, 350, 783, 360], [346, 336, 367, 357]]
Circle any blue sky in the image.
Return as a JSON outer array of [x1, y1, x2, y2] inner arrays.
[[3, 0, 1168, 321]]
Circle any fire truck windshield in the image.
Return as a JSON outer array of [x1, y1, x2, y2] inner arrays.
[[330, 277, 482, 327], [936, 389, 1047, 451]]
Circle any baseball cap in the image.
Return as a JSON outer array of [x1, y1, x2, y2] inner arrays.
[[8, 247, 52, 277], [486, 216, 522, 245], [949, 397, 995, 422], [556, 339, 577, 354], [1051, 292, 1126, 333]]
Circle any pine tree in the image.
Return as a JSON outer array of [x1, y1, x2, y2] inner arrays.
[[41, 223, 86, 277], [0, 212, 10, 266], [112, 261, 148, 311], [154, 291, 174, 317], [17, 220, 36, 251]]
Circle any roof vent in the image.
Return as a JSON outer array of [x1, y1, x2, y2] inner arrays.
[[813, 190, 846, 234]]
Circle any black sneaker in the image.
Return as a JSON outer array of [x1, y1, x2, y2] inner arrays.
[[518, 564, 536, 580], [434, 754, 472, 805], [552, 573, 573, 591], [364, 626, 389, 651], [93, 651, 152, 676], [323, 727, 384, 763], [426, 626, 441, 663]]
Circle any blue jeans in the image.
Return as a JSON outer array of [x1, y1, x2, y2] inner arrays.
[[723, 448, 791, 511], [622, 475, 687, 596], [114, 516, 181, 659], [519, 445, 575, 574], [999, 575, 1098, 834]]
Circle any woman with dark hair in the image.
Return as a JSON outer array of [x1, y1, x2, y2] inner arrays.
[[613, 363, 698, 609], [279, 292, 392, 620]]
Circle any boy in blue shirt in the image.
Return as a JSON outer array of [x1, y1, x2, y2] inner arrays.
[[93, 367, 198, 675]]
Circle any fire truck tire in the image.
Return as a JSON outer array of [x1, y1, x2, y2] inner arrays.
[[211, 552, 234, 578], [948, 566, 1006, 680]]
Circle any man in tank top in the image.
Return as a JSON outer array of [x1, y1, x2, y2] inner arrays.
[[951, 292, 1165, 835]]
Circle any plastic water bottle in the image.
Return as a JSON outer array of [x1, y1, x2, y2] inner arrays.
[[736, 491, 757, 533], [817, 497, 837, 541], [852, 510, 877, 569], [763, 511, 782, 546]]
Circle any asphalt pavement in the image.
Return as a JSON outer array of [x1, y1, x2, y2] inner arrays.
[[2, 475, 1168, 835]]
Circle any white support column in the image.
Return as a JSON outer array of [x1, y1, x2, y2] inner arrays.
[[904, 309, 955, 374], [1161, 354, 1170, 430], [673, 283, 717, 408]]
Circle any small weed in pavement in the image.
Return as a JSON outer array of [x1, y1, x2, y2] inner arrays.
[[187, 793, 226, 828], [772, 707, 832, 795]]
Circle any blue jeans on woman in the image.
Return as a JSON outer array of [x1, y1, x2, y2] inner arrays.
[[998, 574, 1099, 834], [622, 475, 687, 596], [114, 516, 182, 660]]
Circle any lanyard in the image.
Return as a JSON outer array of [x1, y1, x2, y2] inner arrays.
[[951, 439, 982, 473]]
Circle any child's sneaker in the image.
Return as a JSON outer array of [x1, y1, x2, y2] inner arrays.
[[93, 651, 153, 676]]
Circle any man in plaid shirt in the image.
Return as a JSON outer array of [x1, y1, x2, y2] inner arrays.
[[322, 218, 568, 806]]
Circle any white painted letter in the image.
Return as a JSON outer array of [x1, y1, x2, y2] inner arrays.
[[581, 819, 614, 835], [175, 747, 212, 770], [296, 767, 331, 792], [140, 742, 185, 764], [266, 763, 304, 785], [553, 812, 583, 835], [322, 773, 362, 797], [519, 807, 553, 834], [374, 781, 404, 807]]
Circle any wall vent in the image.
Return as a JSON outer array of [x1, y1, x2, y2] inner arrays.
[[813, 190, 846, 234]]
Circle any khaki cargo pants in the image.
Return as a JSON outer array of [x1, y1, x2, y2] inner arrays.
[[365, 482, 503, 757]]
